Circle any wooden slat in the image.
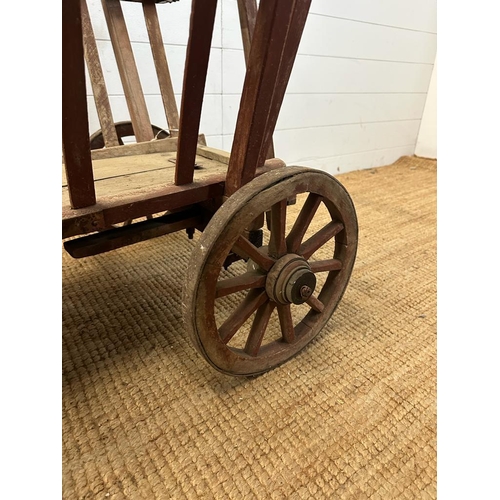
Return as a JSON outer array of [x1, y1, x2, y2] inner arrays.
[[91, 136, 178, 160], [62, 0, 96, 209], [88, 133, 206, 161], [196, 145, 230, 165], [101, 0, 154, 142], [225, 0, 299, 196], [142, 1, 180, 133], [237, 0, 275, 159], [81, 0, 119, 147], [174, 0, 218, 185]]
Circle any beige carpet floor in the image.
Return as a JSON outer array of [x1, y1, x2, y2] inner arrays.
[[62, 155, 437, 499]]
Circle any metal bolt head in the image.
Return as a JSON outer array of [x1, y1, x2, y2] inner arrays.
[[285, 268, 316, 304]]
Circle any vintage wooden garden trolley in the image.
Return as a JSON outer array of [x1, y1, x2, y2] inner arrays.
[[62, 0, 358, 376]]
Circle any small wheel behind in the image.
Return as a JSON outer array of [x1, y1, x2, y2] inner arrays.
[[89, 120, 170, 150], [183, 167, 358, 376]]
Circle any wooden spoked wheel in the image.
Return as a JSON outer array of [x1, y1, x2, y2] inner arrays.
[[184, 167, 358, 376]]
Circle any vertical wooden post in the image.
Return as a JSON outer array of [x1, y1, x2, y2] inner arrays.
[[62, 0, 96, 209], [226, 0, 311, 196], [174, 0, 218, 185], [237, 0, 275, 159], [254, 0, 311, 170]]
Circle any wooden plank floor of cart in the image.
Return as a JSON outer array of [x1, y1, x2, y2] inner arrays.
[[62, 139, 232, 239], [62, 144, 230, 203], [62, 138, 286, 254]]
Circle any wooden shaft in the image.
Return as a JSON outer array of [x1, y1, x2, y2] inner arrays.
[[254, 0, 311, 170], [81, 0, 119, 148], [174, 0, 218, 185], [143, 1, 180, 133], [237, 0, 258, 66], [62, 0, 96, 209], [237, 0, 275, 159], [101, 0, 154, 142], [226, 0, 302, 196]]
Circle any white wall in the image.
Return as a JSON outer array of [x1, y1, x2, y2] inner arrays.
[[85, 0, 436, 173], [415, 58, 437, 159]]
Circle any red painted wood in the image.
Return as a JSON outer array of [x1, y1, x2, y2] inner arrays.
[[175, 0, 218, 185], [62, 0, 96, 209]]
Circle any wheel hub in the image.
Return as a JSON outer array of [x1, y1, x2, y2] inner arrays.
[[265, 254, 316, 305]]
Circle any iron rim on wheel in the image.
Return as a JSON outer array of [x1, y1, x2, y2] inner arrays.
[[184, 167, 358, 376]]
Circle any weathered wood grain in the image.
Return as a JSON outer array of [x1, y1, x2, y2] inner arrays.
[[175, 0, 218, 185], [143, 1, 180, 133], [81, 0, 119, 148], [101, 0, 154, 142]]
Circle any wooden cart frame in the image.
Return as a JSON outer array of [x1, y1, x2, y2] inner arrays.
[[62, 0, 358, 376]]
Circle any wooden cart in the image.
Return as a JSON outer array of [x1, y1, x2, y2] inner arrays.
[[62, 0, 358, 376]]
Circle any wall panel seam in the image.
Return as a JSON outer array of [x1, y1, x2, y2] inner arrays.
[[308, 12, 437, 35]]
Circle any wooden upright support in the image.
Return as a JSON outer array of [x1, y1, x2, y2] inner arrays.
[[62, 0, 96, 209], [174, 0, 218, 185], [226, 0, 311, 196], [237, 0, 275, 160]]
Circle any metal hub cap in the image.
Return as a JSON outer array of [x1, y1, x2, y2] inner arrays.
[[265, 254, 316, 305]]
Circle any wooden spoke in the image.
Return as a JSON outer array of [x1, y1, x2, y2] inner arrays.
[[277, 304, 295, 344], [286, 193, 323, 253], [233, 236, 275, 271], [219, 290, 268, 344], [268, 199, 287, 258], [306, 295, 324, 313], [244, 301, 276, 356], [216, 272, 267, 298], [299, 221, 344, 260], [309, 258, 343, 273]]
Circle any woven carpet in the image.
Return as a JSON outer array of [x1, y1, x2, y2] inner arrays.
[[62, 155, 437, 499]]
